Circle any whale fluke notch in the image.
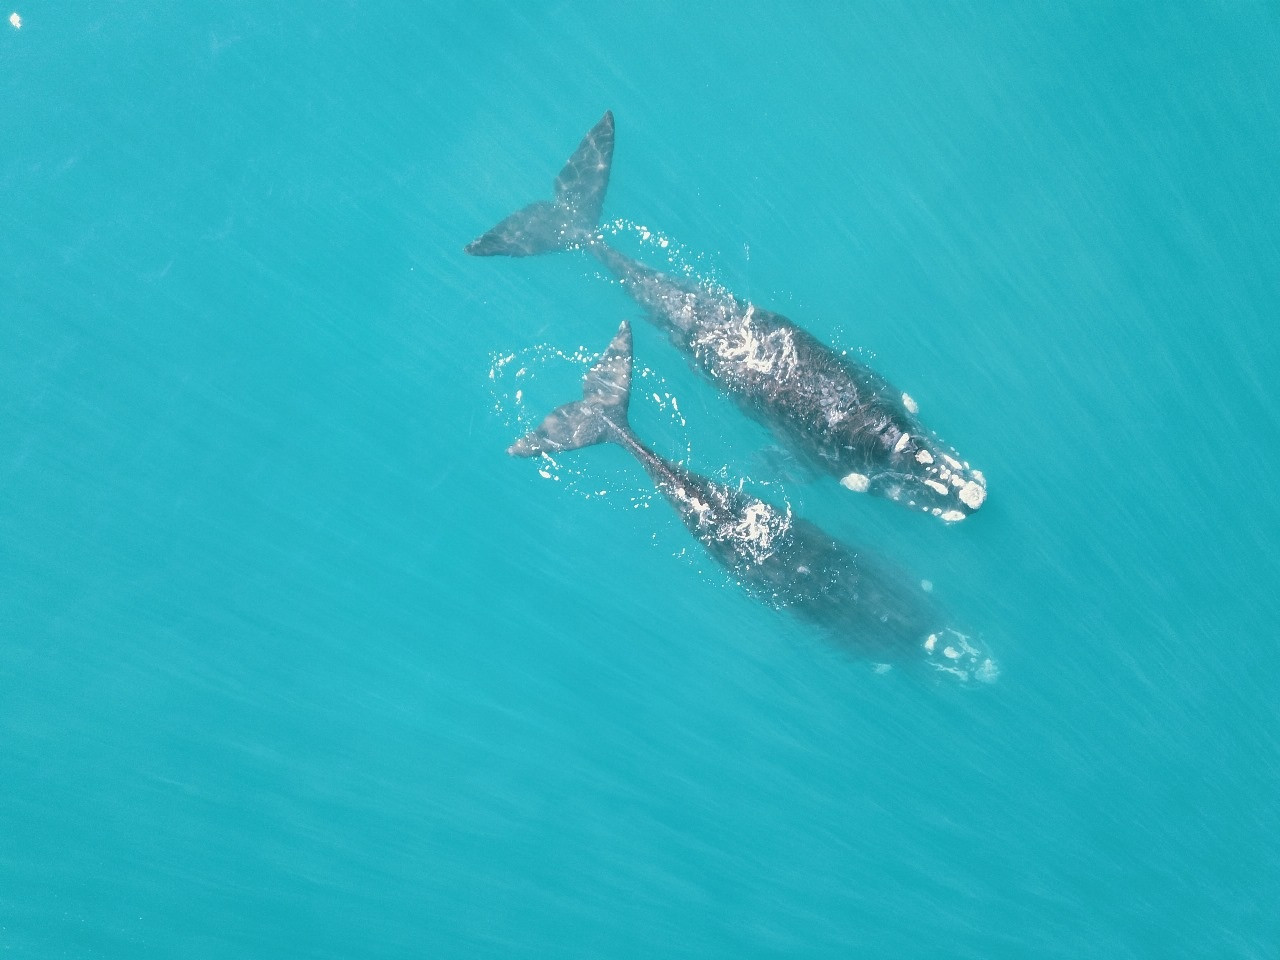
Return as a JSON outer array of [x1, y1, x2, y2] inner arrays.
[[466, 111, 615, 258], [508, 321, 633, 458]]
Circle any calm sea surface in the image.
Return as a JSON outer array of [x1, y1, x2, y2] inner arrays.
[[3, 3, 1278, 957]]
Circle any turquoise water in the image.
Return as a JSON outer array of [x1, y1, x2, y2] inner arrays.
[[4, 3, 1279, 956]]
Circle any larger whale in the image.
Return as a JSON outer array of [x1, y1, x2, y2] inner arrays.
[[510, 319, 997, 682], [468, 112, 987, 522]]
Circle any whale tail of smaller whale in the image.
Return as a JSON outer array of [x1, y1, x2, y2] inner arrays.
[[508, 321, 633, 457], [465, 111, 615, 257]]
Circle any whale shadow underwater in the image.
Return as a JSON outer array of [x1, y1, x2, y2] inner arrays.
[[509, 320, 998, 683], [469, 111, 988, 524]]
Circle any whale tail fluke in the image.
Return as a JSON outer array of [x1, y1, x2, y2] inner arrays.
[[465, 111, 615, 258], [508, 321, 633, 457]]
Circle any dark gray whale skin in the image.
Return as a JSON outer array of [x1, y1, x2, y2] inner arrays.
[[468, 112, 988, 523], [508, 320, 997, 682]]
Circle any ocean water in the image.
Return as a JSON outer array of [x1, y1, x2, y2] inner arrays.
[[3, 3, 1279, 957]]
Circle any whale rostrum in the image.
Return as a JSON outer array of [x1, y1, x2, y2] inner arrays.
[[469, 112, 987, 523]]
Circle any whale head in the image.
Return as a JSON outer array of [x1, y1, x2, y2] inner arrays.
[[839, 402, 987, 523], [920, 628, 999, 683]]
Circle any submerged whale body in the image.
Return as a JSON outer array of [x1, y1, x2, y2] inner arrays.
[[469, 112, 988, 523], [509, 320, 997, 683]]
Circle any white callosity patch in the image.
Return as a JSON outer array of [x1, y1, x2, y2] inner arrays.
[[959, 480, 986, 509], [975, 659, 1000, 683], [840, 472, 870, 493], [889, 431, 988, 517], [902, 392, 918, 414], [922, 628, 998, 683], [8, 11, 20, 28], [894, 433, 911, 454]]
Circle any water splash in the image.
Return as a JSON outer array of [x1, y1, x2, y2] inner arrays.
[[488, 330, 795, 581], [487, 339, 691, 514]]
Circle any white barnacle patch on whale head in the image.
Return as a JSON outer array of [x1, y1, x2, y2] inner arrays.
[[840, 472, 870, 493], [901, 433, 988, 520], [959, 480, 986, 510], [894, 433, 911, 454], [902, 392, 918, 414], [922, 628, 999, 684]]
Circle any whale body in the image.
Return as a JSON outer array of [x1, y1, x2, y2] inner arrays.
[[509, 320, 997, 682], [469, 112, 988, 523]]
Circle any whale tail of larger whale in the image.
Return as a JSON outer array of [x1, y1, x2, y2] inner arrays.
[[465, 111, 615, 258], [508, 321, 633, 458]]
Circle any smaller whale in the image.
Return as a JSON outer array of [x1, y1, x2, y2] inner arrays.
[[509, 320, 997, 683], [470, 112, 988, 523]]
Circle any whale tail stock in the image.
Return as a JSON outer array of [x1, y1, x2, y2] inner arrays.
[[465, 111, 615, 257], [508, 321, 634, 458]]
